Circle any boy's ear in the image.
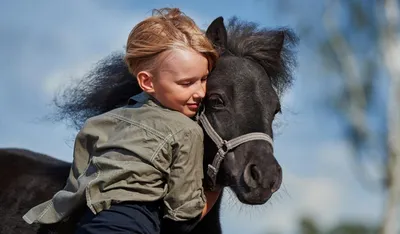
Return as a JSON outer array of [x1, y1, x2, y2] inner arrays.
[[136, 71, 155, 94]]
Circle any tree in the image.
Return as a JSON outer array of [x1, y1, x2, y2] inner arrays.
[[273, 0, 400, 233], [327, 223, 378, 234], [297, 215, 378, 234], [300, 216, 320, 234]]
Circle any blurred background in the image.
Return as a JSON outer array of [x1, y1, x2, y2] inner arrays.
[[1, 0, 399, 233]]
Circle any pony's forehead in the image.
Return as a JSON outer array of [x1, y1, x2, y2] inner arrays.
[[211, 56, 271, 83]]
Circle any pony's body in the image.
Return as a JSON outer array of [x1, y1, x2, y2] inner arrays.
[[0, 149, 70, 234], [0, 17, 297, 234]]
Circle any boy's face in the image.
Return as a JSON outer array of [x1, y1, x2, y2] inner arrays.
[[150, 48, 209, 117]]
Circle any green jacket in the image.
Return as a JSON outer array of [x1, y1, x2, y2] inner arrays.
[[23, 92, 206, 224]]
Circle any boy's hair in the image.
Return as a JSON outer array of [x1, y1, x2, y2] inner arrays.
[[124, 8, 218, 76]]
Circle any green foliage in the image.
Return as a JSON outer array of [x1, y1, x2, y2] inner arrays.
[[298, 216, 378, 234], [300, 216, 320, 234]]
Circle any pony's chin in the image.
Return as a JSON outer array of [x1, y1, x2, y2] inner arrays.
[[231, 186, 273, 205]]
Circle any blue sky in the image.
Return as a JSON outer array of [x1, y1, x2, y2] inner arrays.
[[1, 1, 385, 233]]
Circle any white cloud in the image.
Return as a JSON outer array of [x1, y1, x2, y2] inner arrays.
[[218, 171, 343, 234], [1, 1, 149, 99], [286, 174, 342, 224]]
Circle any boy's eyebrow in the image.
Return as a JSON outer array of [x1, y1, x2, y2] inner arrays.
[[177, 74, 208, 81], [178, 71, 209, 80]]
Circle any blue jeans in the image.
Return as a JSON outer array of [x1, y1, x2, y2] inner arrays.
[[75, 201, 161, 234]]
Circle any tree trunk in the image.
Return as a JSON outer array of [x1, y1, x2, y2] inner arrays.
[[380, 0, 400, 233]]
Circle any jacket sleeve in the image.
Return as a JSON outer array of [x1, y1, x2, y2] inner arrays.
[[162, 126, 206, 225]]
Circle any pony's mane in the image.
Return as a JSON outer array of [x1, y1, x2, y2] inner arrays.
[[225, 17, 298, 95], [52, 52, 139, 129], [51, 17, 298, 130]]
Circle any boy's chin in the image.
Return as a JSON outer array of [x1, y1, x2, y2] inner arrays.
[[182, 109, 197, 118]]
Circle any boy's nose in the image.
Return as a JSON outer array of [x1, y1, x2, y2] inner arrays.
[[193, 85, 206, 99]]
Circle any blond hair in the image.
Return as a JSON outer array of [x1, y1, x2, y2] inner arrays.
[[124, 8, 218, 76]]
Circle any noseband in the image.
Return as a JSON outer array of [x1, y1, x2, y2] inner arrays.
[[197, 106, 274, 190]]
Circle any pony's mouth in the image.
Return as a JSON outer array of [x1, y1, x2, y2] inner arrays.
[[231, 184, 275, 205], [216, 163, 282, 205]]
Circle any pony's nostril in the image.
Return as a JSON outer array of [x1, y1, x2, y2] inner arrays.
[[270, 178, 281, 193], [244, 164, 262, 188], [270, 165, 283, 193], [270, 180, 277, 191], [250, 164, 260, 182]]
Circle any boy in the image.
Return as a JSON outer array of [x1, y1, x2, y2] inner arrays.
[[23, 7, 221, 234]]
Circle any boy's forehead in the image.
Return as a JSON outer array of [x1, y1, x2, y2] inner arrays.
[[157, 49, 208, 78]]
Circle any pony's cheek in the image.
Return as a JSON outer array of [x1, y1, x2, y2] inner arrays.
[[222, 152, 241, 178]]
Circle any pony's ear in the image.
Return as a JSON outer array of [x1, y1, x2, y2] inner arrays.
[[206, 17, 227, 53], [275, 31, 286, 56]]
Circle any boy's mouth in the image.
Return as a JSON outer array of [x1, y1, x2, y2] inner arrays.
[[187, 103, 199, 109]]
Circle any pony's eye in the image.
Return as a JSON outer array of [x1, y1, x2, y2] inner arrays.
[[208, 95, 225, 109]]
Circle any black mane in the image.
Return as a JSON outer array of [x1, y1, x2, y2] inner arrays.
[[225, 17, 298, 95], [52, 52, 138, 130], [51, 17, 298, 130]]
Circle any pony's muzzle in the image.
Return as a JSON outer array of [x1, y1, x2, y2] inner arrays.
[[243, 162, 282, 193]]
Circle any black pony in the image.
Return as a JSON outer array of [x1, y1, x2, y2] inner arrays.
[[0, 16, 297, 234]]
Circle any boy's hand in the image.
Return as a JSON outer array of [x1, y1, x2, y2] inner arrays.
[[201, 187, 222, 218]]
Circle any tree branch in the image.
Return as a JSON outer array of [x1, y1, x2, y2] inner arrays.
[[321, 0, 383, 190], [322, 1, 369, 141]]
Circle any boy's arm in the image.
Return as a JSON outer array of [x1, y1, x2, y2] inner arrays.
[[161, 127, 206, 233], [161, 189, 222, 234]]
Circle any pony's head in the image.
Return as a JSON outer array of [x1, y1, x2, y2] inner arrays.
[[202, 17, 297, 204]]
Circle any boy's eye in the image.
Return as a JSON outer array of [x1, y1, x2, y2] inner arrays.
[[180, 81, 193, 86]]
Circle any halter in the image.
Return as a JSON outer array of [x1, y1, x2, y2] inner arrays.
[[196, 106, 274, 191]]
